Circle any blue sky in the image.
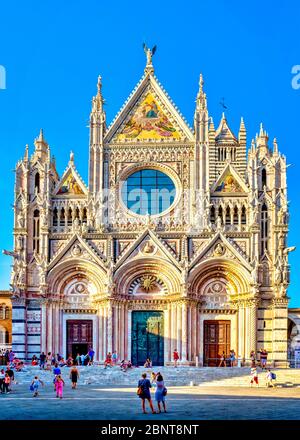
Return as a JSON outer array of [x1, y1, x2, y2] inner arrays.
[[0, 0, 299, 305]]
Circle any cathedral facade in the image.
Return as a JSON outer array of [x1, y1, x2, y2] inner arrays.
[[10, 51, 293, 366]]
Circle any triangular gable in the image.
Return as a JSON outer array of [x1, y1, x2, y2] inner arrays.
[[105, 74, 194, 143], [211, 163, 248, 194], [189, 231, 252, 272], [114, 228, 181, 271], [215, 115, 237, 144], [53, 165, 87, 197], [48, 234, 106, 271]]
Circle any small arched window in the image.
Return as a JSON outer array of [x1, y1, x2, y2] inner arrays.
[[225, 206, 231, 224], [261, 203, 268, 255], [233, 206, 239, 224], [210, 206, 215, 223], [53, 207, 58, 226], [34, 172, 40, 193], [262, 168, 267, 188], [33, 209, 40, 253], [241, 206, 247, 224]]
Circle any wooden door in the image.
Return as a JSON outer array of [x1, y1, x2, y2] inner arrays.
[[66, 320, 93, 358], [204, 320, 231, 366]]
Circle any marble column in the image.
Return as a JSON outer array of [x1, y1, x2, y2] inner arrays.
[[238, 303, 245, 358], [54, 302, 60, 355], [103, 305, 107, 357], [164, 307, 169, 365], [176, 303, 182, 356], [40, 300, 47, 354], [107, 304, 113, 354], [127, 310, 132, 360], [98, 306, 104, 361], [191, 304, 197, 362], [170, 303, 176, 354], [181, 302, 187, 362], [47, 303, 53, 354]]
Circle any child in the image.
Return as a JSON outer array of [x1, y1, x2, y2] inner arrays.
[[31, 376, 44, 397], [3, 373, 10, 394], [54, 374, 65, 399], [250, 367, 259, 387], [266, 369, 276, 388]]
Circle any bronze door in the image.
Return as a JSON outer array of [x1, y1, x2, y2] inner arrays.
[[66, 320, 93, 358], [131, 311, 164, 366], [204, 320, 231, 366]]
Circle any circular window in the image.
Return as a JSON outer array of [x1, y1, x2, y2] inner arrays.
[[121, 169, 176, 216]]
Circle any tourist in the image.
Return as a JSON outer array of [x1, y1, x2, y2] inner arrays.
[[88, 347, 95, 365], [150, 371, 157, 383], [250, 366, 259, 387], [120, 360, 127, 372], [260, 349, 268, 370], [144, 358, 152, 368], [75, 353, 81, 366], [137, 372, 156, 414], [154, 372, 167, 413], [266, 369, 276, 388], [8, 350, 15, 364], [250, 350, 256, 367], [39, 352, 46, 369], [112, 350, 118, 366], [66, 355, 74, 367], [6, 366, 14, 391], [46, 352, 52, 370], [54, 374, 65, 399], [56, 353, 62, 362], [3, 373, 10, 394], [59, 357, 66, 367], [218, 351, 227, 367], [230, 350, 236, 367], [80, 353, 85, 366], [70, 365, 80, 389], [30, 376, 44, 397], [127, 360, 132, 369], [31, 355, 38, 366], [0, 368, 5, 393], [104, 352, 113, 368], [173, 349, 179, 367], [53, 363, 61, 390]]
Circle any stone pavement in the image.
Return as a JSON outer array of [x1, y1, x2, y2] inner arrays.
[[0, 382, 300, 420]]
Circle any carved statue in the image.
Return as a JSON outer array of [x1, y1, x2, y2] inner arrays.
[[216, 216, 222, 231], [278, 207, 286, 225], [143, 43, 157, 66], [17, 212, 25, 228]]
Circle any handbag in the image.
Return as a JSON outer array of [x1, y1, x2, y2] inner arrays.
[[137, 386, 143, 396], [162, 387, 167, 396], [29, 384, 34, 391]]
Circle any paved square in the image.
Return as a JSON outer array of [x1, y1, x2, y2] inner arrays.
[[1, 383, 300, 420]]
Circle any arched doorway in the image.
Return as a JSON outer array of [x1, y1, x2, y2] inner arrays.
[[189, 258, 251, 366]]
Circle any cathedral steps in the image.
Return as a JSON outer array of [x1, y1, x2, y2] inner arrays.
[[11, 366, 300, 388]]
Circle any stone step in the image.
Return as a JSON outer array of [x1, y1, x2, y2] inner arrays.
[[9, 366, 300, 387]]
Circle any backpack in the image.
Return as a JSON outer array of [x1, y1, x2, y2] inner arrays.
[[271, 372, 276, 380]]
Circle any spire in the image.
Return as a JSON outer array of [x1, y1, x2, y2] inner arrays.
[[257, 122, 269, 150], [273, 137, 278, 155], [34, 128, 49, 160], [196, 73, 207, 111], [92, 75, 104, 113], [238, 117, 246, 145], [143, 43, 156, 75], [24, 144, 29, 162], [69, 150, 74, 165]]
